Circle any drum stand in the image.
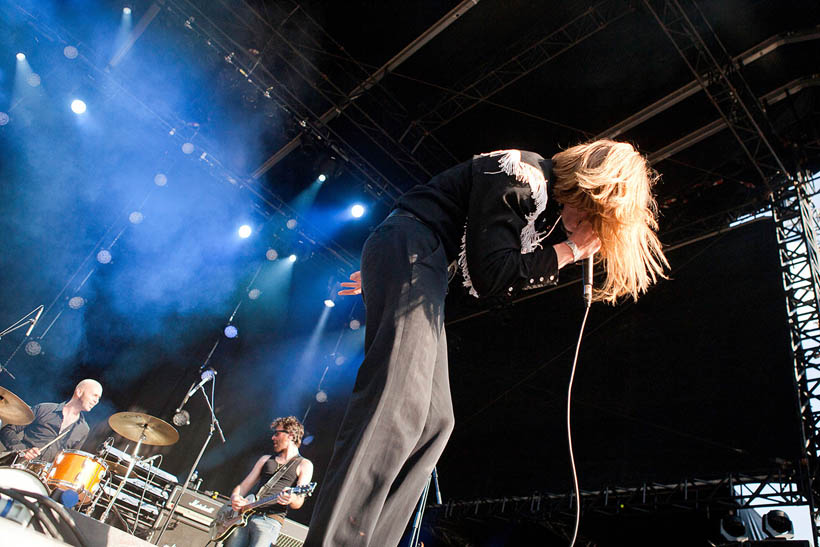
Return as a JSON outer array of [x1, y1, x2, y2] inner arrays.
[[151, 379, 226, 545], [100, 424, 147, 524]]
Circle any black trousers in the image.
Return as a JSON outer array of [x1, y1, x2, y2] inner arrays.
[[304, 214, 455, 546]]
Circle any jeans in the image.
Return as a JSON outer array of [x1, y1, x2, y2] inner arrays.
[[304, 214, 456, 546], [223, 514, 282, 547]]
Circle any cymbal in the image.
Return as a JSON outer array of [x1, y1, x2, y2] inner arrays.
[[0, 386, 34, 425], [108, 412, 179, 446]]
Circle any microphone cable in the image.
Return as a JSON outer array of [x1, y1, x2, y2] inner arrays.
[[567, 299, 592, 547]]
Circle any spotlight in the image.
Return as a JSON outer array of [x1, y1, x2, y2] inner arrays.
[[719, 514, 748, 542], [302, 434, 314, 446], [286, 219, 297, 230], [238, 224, 252, 238], [248, 288, 261, 300], [154, 173, 167, 187], [129, 211, 144, 224], [762, 509, 794, 539], [16, 52, 25, 61], [288, 254, 297, 263], [315, 390, 328, 403], [317, 174, 327, 183], [70, 99, 87, 114], [349, 319, 361, 330], [123, 6, 132, 15], [68, 296, 85, 309], [351, 204, 365, 218], [63, 45, 79, 59], [223, 325, 238, 339], [324, 299, 335, 308], [96, 250, 112, 264], [0, 112, 9, 126], [335, 355, 345, 366], [265, 249, 278, 261], [181, 142, 194, 154], [26, 74, 41, 87], [25, 340, 42, 356]]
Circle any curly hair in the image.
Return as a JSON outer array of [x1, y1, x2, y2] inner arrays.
[[552, 139, 668, 303], [270, 416, 304, 447]]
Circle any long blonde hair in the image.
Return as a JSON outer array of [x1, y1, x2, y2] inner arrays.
[[552, 140, 668, 303]]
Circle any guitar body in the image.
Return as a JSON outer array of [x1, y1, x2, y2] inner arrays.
[[209, 483, 317, 542]]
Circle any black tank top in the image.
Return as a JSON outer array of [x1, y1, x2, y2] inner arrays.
[[254, 455, 302, 516]]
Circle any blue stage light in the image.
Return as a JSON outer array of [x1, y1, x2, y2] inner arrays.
[[288, 254, 297, 263], [324, 299, 335, 308], [318, 174, 327, 183], [351, 204, 365, 218], [238, 224, 252, 238], [123, 7, 132, 15], [71, 99, 87, 114], [16, 53, 25, 61], [224, 325, 238, 338]]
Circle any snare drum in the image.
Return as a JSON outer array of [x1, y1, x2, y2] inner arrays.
[[11, 459, 52, 481], [46, 450, 108, 504], [0, 467, 49, 525]]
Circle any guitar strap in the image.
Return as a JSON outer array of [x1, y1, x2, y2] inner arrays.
[[256, 455, 301, 499]]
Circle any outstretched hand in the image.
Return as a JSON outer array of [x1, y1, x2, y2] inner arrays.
[[338, 271, 362, 296]]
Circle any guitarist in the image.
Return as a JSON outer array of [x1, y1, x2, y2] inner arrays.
[[225, 416, 314, 547]]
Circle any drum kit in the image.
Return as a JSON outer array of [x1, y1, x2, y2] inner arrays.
[[0, 385, 180, 527]]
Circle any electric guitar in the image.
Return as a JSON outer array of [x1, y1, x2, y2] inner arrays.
[[209, 482, 317, 542]]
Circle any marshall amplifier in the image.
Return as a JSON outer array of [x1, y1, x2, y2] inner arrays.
[[164, 487, 226, 528]]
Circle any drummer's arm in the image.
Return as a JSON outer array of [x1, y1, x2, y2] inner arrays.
[[0, 424, 27, 452]]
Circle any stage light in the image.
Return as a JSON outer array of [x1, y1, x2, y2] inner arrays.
[[0, 112, 9, 126], [248, 288, 261, 300], [288, 254, 297, 263], [265, 248, 278, 261], [96, 250, 112, 264], [70, 99, 87, 114], [123, 6, 132, 15], [16, 52, 25, 61], [223, 325, 238, 339], [335, 355, 345, 366], [351, 204, 365, 218], [317, 174, 327, 183], [349, 319, 361, 330], [25, 340, 42, 356], [286, 219, 297, 230], [129, 211, 144, 224], [154, 173, 167, 187], [324, 299, 335, 308], [302, 434, 314, 446], [238, 224, 252, 238], [181, 142, 194, 154], [762, 509, 794, 539], [63, 46, 78, 59], [26, 74, 40, 87], [68, 296, 85, 309], [719, 514, 748, 542], [315, 390, 328, 403]]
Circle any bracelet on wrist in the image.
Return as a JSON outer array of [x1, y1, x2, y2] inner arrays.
[[563, 240, 582, 262]]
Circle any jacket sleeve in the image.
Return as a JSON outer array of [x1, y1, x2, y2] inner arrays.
[[464, 155, 560, 297]]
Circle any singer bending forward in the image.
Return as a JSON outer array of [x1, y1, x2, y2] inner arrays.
[[304, 140, 668, 547]]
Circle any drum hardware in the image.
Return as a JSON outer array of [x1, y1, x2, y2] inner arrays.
[[0, 466, 50, 526], [100, 412, 178, 525]]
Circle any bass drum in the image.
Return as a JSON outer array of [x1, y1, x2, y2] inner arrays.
[[0, 466, 49, 525]]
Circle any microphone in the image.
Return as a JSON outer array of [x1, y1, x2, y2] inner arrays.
[[582, 255, 594, 307], [174, 368, 217, 415], [25, 306, 44, 337]]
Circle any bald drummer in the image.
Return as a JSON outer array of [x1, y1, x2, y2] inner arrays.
[[0, 379, 102, 462]]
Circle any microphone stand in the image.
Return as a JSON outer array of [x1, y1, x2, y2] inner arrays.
[[0, 305, 42, 379], [408, 467, 442, 547], [152, 378, 226, 545]]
